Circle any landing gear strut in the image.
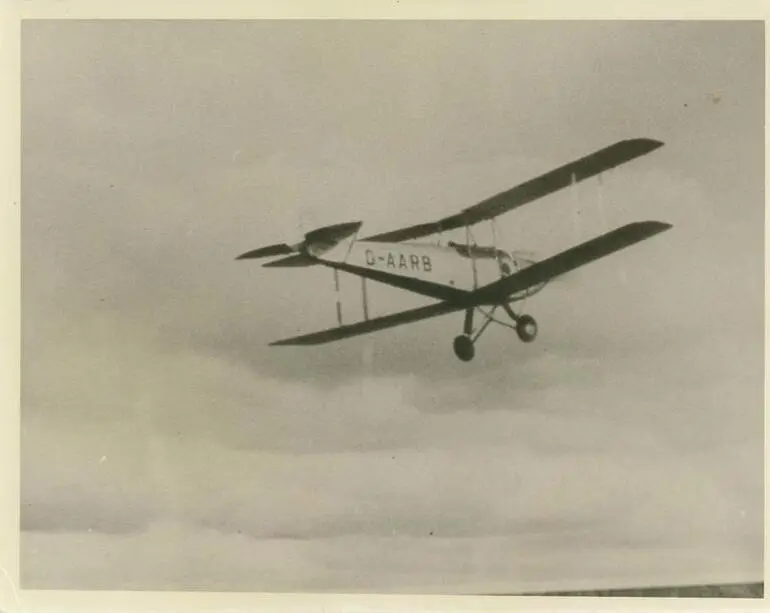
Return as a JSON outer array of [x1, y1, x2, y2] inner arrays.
[[453, 307, 477, 361], [451, 305, 538, 361]]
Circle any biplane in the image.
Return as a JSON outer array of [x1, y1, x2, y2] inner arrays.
[[237, 138, 671, 361]]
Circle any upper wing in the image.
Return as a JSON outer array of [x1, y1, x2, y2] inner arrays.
[[270, 300, 463, 346], [364, 138, 664, 243], [474, 221, 672, 303]]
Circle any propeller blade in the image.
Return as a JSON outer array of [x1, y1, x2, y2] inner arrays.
[[235, 243, 294, 260]]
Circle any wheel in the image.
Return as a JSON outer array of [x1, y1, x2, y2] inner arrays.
[[516, 314, 538, 343], [453, 335, 475, 361]]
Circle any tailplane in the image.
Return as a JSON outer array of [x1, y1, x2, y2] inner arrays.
[[236, 221, 362, 267]]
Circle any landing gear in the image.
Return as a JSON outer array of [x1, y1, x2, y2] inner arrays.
[[453, 335, 475, 362], [451, 305, 538, 361], [452, 303, 537, 362], [450, 219, 540, 362], [516, 314, 538, 343]]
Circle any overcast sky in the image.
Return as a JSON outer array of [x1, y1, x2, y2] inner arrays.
[[20, 20, 764, 593]]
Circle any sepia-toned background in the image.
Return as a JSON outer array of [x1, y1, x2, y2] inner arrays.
[[20, 20, 763, 593]]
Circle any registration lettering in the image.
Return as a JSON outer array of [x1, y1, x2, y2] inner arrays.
[[365, 249, 432, 272]]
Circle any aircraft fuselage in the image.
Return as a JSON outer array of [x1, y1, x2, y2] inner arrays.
[[319, 238, 548, 301]]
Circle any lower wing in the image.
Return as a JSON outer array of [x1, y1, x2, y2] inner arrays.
[[473, 220, 672, 303], [270, 301, 464, 346]]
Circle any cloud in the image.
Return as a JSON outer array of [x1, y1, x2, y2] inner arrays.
[[21, 401, 763, 591], [21, 512, 761, 593], [22, 382, 761, 541]]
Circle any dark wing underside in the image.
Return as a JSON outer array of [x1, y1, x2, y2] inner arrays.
[[270, 220, 672, 346], [364, 138, 664, 243], [269, 301, 464, 346], [474, 220, 672, 303]]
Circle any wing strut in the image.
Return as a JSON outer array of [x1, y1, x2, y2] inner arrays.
[[466, 224, 479, 289], [361, 278, 369, 321], [571, 170, 580, 241], [333, 270, 342, 326]]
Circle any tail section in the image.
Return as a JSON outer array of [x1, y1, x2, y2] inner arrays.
[[302, 221, 362, 257], [262, 254, 316, 268], [236, 221, 362, 267]]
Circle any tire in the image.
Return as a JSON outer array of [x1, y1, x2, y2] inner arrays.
[[453, 335, 475, 361], [516, 314, 538, 343]]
